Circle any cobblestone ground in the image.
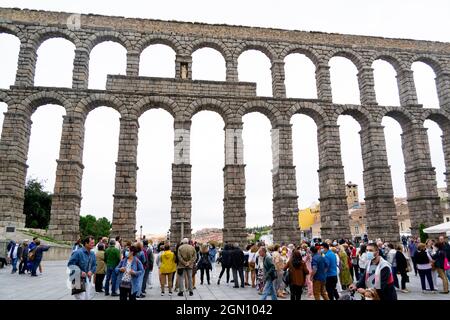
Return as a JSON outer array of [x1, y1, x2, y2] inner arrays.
[[0, 260, 449, 300]]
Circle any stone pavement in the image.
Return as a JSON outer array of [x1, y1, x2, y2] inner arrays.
[[0, 260, 449, 300]]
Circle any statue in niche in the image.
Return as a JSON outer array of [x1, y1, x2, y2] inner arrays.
[[181, 63, 188, 79]]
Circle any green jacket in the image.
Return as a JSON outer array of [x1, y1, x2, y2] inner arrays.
[[104, 246, 121, 269], [263, 255, 276, 281]]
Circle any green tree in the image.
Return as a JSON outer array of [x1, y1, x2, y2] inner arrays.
[[23, 178, 52, 229], [79, 215, 112, 240]]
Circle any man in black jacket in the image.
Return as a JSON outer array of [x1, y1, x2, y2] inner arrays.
[[231, 243, 245, 288]]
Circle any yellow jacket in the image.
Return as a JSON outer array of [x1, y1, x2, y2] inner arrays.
[[159, 250, 176, 274]]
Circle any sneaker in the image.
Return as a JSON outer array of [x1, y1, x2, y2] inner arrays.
[[105, 293, 110, 296], [161, 292, 165, 296], [111, 293, 119, 297], [400, 289, 409, 293], [178, 292, 184, 297], [168, 292, 172, 296], [439, 291, 449, 294], [189, 291, 193, 296]]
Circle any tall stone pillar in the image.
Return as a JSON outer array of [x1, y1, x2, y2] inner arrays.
[[315, 64, 333, 102], [442, 127, 450, 209], [359, 124, 399, 242], [357, 67, 378, 105], [401, 125, 442, 235], [170, 121, 192, 245], [0, 108, 32, 232], [271, 60, 286, 98], [223, 122, 247, 246], [226, 59, 239, 82], [111, 116, 139, 242], [435, 71, 450, 109], [397, 69, 418, 106], [175, 55, 192, 80], [15, 42, 36, 87], [317, 124, 351, 239], [48, 114, 85, 242], [126, 51, 140, 76], [271, 123, 300, 244], [72, 49, 89, 89]]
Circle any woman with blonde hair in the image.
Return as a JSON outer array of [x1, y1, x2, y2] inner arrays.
[[159, 243, 176, 296]]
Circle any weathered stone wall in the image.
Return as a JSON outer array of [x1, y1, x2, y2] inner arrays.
[[0, 7, 449, 244]]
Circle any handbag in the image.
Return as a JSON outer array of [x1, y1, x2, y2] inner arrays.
[[71, 253, 92, 295], [444, 257, 450, 271]]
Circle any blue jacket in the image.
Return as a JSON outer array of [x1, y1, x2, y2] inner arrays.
[[209, 248, 217, 263], [115, 257, 144, 295], [67, 247, 97, 273], [324, 250, 338, 277], [311, 253, 328, 282]]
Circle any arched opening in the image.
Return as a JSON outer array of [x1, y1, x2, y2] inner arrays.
[[80, 107, 120, 223], [243, 112, 273, 229], [192, 47, 226, 81], [291, 114, 319, 209], [238, 50, 272, 97], [34, 38, 75, 87], [329, 57, 360, 104], [412, 61, 440, 108], [88, 41, 126, 89], [26, 104, 66, 192], [382, 116, 406, 197], [139, 44, 176, 78], [136, 109, 173, 237], [424, 119, 446, 190], [284, 53, 317, 99], [0, 33, 20, 89], [191, 111, 224, 232], [0, 102, 7, 138], [337, 115, 364, 201], [372, 60, 400, 106]]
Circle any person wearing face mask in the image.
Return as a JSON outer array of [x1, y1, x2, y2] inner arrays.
[[323, 243, 339, 300], [349, 243, 397, 300]]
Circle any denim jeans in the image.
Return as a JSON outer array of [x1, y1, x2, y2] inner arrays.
[[104, 266, 118, 294], [178, 268, 193, 292], [11, 257, 18, 273], [260, 279, 277, 300]]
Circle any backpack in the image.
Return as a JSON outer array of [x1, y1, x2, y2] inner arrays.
[[28, 248, 37, 261]]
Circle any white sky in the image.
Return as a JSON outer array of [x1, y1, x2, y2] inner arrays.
[[0, 0, 448, 235]]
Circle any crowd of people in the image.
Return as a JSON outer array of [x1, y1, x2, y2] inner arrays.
[[65, 233, 450, 301], [5, 237, 49, 277]]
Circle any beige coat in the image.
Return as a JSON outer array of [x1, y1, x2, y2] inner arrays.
[[95, 251, 106, 274], [177, 244, 197, 269]]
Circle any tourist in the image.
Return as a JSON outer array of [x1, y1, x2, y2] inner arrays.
[[272, 245, 287, 298], [432, 242, 449, 294], [349, 242, 397, 300], [208, 243, 217, 275], [283, 249, 309, 300], [310, 245, 329, 300], [377, 240, 386, 259], [301, 244, 313, 298], [135, 242, 147, 298], [30, 240, 49, 277], [192, 241, 200, 289], [425, 239, 438, 289], [230, 243, 245, 288], [18, 240, 29, 274], [197, 244, 213, 285], [243, 244, 251, 286], [95, 243, 106, 292], [114, 236, 122, 251], [141, 239, 154, 294], [217, 243, 232, 285], [386, 243, 399, 289], [72, 239, 82, 253], [259, 247, 277, 300], [104, 239, 121, 296], [330, 246, 342, 293], [116, 244, 144, 301], [350, 243, 359, 281], [67, 236, 97, 300], [27, 238, 42, 275], [177, 238, 197, 296], [438, 236, 450, 282], [414, 243, 436, 293], [338, 244, 352, 290], [323, 243, 339, 300], [255, 245, 266, 294], [358, 244, 368, 280], [8, 241, 19, 274], [408, 238, 418, 276], [159, 244, 176, 296], [395, 244, 409, 293], [248, 244, 258, 288]]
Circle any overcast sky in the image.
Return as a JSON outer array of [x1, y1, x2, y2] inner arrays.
[[0, 0, 448, 235]]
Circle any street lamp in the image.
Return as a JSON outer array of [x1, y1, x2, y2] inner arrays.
[[140, 225, 143, 240]]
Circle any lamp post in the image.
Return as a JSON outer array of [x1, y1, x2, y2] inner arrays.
[[140, 225, 143, 240]]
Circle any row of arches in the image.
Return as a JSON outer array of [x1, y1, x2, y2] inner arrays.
[[0, 32, 446, 108]]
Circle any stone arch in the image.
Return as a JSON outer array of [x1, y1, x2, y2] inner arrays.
[[369, 52, 406, 75], [30, 27, 82, 50], [189, 38, 231, 61], [421, 109, 450, 132], [0, 91, 11, 105], [186, 98, 231, 124], [280, 45, 321, 68], [238, 101, 281, 127], [24, 91, 71, 115], [135, 96, 179, 119], [0, 24, 22, 39], [288, 102, 327, 126], [411, 54, 444, 75], [333, 105, 372, 129], [135, 34, 183, 56], [378, 107, 416, 132], [75, 94, 124, 118], [325, 48, 365, 71], [85, 31, 132, 53], [235, 41, 277, 62]]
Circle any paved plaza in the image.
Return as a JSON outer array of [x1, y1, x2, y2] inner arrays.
[[0, 260, 449, 300]]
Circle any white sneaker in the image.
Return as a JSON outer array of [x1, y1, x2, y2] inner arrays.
[[168, 292, 172, 296], [161, 292, 164, 296]]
